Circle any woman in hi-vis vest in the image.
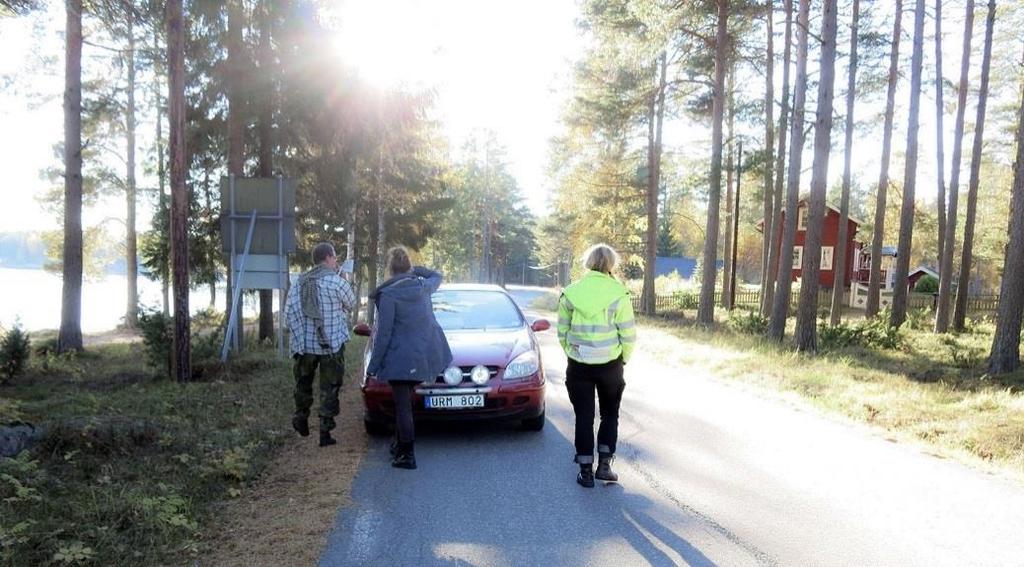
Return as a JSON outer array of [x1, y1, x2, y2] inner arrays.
[[556, 244, 636, 487]]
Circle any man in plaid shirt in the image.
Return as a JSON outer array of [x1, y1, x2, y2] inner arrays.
[[285, 242, 357, 447]]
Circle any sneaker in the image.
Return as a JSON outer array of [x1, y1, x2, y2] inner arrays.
[[292, 416, 310, 437], [577, 464, 595, 488], [596, 454, 618, 482]]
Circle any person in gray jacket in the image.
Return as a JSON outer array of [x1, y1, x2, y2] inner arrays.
[[367, 246, 452, 469]]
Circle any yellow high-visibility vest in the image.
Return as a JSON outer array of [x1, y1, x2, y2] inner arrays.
[[557, 270, 636, 364]]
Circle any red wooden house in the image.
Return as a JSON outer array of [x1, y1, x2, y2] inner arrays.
[[756, 199, 863, 290]]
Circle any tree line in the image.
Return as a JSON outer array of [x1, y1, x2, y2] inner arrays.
[[547, 0, 1024, 373], [5, 0, 536, 381]]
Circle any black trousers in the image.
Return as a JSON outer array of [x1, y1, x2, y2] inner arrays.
[[566, 357, 625, 464], [390, 380, 419, 443]]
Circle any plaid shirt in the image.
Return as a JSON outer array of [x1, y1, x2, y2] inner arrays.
[[285, 270, 356, 356]]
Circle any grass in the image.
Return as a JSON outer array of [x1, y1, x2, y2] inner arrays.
[[0, 333, 367, 566], [637, 309, 1024, 478]]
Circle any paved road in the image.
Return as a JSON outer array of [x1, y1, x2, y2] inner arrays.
[[320, 298, 1024, 566]]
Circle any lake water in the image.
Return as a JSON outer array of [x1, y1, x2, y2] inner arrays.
[[0, 267, 276, 332]]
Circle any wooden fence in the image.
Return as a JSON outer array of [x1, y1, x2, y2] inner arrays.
[[631, 290, 1002, 315]]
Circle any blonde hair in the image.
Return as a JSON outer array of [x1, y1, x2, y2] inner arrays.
[[387, 246, 412, 276], [581, 243, 619, 274]]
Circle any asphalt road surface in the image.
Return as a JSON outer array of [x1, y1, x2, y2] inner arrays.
[[320, 290, 1024, 566]]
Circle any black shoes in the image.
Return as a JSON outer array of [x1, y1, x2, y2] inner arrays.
[[391, 441, 417, 469], [577, 464, 595, 488], [596, 454, 618, 482], [292, 416, 310, 437], [319, 431, 337, 447]]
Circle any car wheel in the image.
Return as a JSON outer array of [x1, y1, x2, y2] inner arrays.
[[363, 418, 390, 436], [521, 411, 545, 432]]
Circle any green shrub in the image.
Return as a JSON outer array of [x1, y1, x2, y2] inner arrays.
[[673, 291, 699, 310], [139, 308, 230, 380], [915, 275, 939, 293], [726, 310, 769, 335], [0, 322, 31, 384], [940, 335, 985, 369], [818, 321, 864, 349], [818, 314, 907, 351], [138, 309, 173, 377], [906, 306, 934, 331]]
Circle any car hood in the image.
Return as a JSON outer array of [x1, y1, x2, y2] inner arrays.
[[443, 328, 532, 367]]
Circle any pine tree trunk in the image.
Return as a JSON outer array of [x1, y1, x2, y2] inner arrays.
[[257, 1, 275, 343], [768, 0, 810, 341], [723, 63, 736, 310], [954, 0, 995, 330], [763, 0, 793, 317], [761, 4, 775, 307], [890, 0, 928, 328], [795, 0, 838, 352], [167, 0, 191, 382], [934, 0, 947, 268], [154, 31, 169, 317], [226, 0, 244, 331], [642, 52, 666, 317], [866, 0, 903, 317], [830, 0, 859, 326], [988, 66, 1024, 375], [125, 19, 139, 328], [935, 0, 975, 333], [697, 0, 729, 327], [58, 0, 84, 354]]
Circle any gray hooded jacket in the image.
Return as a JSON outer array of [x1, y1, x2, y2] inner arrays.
[[367, 267, 453, 382]]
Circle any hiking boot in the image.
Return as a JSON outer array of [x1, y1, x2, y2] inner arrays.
[[292, 416, 310, 437], [319, 431, 337, 447], [577, 464, 595, 488], [596, 454, 618, 482], [391, 441, 417, 470]]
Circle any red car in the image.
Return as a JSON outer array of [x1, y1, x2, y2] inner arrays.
[[354, 284, 549, 434]]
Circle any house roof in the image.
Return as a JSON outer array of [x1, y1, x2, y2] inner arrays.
[[654, 256, 724, 279], [754, 198, 866, 231], [910, 266, 939, 279]]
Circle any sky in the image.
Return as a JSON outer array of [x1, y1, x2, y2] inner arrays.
[[1, 1, 1019, 237], [0, 0, 585, 234]]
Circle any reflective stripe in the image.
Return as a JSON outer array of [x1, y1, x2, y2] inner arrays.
[[571, 323, 616, 333], [570, 336, 620, 348], [620, 335, 637, 344], [615, 320, 636, 330]]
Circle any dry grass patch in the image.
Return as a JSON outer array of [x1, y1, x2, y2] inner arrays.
[[198, 374, 368, 567]]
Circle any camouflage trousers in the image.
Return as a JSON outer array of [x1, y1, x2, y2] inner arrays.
[[293, 346, 345, 432]]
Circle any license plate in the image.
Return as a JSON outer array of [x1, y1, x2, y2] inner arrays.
[[425, 394, 485, 409]]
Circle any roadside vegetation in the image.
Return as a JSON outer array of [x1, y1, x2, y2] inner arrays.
[[0, 329, 367, 566]]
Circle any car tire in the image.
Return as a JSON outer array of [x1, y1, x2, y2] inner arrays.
[[521, 411, 545, 432], [363, 418, 390, 436]]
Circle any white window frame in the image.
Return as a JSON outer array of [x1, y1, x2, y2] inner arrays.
[[821, 246, 834, 271], [797, 206, 808, 231], [793, 245, 804, 269]]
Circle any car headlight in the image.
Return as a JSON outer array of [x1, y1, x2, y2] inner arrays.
[[504, 351, 539, 380], [470, 365, 490, 385], [443, 366, 463, 385]]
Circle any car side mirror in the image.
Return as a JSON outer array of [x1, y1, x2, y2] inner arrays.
[[353, 323, 372, 337], [531, 319, 551, 332]]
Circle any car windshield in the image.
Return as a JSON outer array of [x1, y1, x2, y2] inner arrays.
[[432, 290, 524, 331]]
